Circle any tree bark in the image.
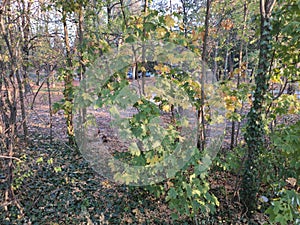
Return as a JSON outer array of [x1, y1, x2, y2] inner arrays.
[[197, 0, 210, 151]]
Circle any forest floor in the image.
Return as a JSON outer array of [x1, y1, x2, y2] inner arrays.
[[1, 79, 299, 224]]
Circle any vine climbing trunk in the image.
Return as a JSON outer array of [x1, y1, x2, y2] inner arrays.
[[62, 10, 75, 145], [241, 0, 276, 217], [77, 5, 87, 148]]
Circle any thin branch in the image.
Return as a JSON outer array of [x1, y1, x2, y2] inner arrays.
[[30, 65, 57, 109], [266, 0, 276, 16], [0, 155, 21, 161]]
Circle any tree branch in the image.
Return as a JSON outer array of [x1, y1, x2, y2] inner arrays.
[[0, 155, 21, 161]]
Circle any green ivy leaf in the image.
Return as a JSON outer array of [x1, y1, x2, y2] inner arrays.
[[167, 188, 178, 200]]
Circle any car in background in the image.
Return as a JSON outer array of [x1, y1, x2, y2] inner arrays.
[[127, 70, 155, 79]]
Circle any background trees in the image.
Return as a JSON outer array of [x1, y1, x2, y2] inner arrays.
[[0, 0, 299, 224]]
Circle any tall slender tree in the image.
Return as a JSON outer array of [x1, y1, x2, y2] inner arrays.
[[241, 0, 276, 217], [0, 0, 23, 210], [61, 8, 75, 145], [197, 0, 211, 151]]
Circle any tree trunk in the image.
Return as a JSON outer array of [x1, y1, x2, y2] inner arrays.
[[197, 0, 210, 151], [241, 0, 276, 217], [141, 0, 148, 96], [180, 0, 188, 38], [62, 10, 75, 145], [15, 69, 28, 140], [20, 0, 31, 139], [212, 41, 219, 81], [0, 1, 23, 209], [223, 43, 229, 80], [230, 2, 248, 149], [46, 65, 54, 143]]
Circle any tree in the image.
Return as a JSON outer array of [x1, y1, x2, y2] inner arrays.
[[241, 0, 276, 217], [0, 0, 25, 211], [197, 0, 211, 151]]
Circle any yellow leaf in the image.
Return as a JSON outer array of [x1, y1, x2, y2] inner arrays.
[[147, 155, 160, 165], [288, 105, 299, 114], [136, 23, 143, 29], [101, 180, 112, 188], [224, 96, 236, 111], [161, 65, 170, 73], [107, 83, 113, 91], [136, 17, 143, 24], [177, 135, 185, 142], [179, 24, 185, 31], [233, 68, 242, 75], [162, 104, 171, 112], [165, 15, 175, 27], [169, 32, 177, 39], [156, 27, 167, 38], [154, 64, 163, 71], [141, 66, 146, 72], [270, 74, 282, 84], [225, 105, 235, 112], [3, 55, 9, 62], [136, 17, 143, 29], [241, 62, 247, 70], [192, 189, 201, 196], [154, 64, 170, 74]]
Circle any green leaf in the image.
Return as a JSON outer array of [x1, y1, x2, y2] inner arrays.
[[47, 158, 53, 165], [125, 35, 135, 43], [185, 183, 192, 198], [192, 189, 202, 197], [129, 143, 141, 156], [171, 212, 179, 220], [144, 22, 156, 32], [54, 166, 62, 173], [168, 188, 178, 199], [36, 157, 43, 163]]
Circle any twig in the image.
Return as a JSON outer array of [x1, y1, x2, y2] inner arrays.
[[30, 66, 57, 110], [0, 155, 21, 161]]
